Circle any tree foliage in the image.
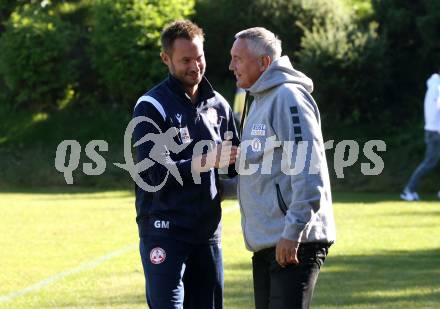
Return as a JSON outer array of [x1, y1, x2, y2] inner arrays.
[[0, 0, 195, 110], [195, 0, 350, 81], [297, 14, 388, 127], [88, 0, 195, 105], [0, 0, 439, 124], [0, 3, 78, 110], [371, 0, 440, 123]]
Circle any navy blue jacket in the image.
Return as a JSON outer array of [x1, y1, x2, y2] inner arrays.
[[133, 75, 239, 244]]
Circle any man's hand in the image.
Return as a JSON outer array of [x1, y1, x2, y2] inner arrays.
[[193, 141, 239, 173], [214, 142, 239, 169], [275, 238, 299, 267]]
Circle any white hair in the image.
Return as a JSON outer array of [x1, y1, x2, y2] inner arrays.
[[234, 27, 282, 60]]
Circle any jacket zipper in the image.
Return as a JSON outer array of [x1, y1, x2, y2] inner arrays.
[[238, 121, 253, 250], [238, 177, 253, 250], [275, 183, 288, 215]]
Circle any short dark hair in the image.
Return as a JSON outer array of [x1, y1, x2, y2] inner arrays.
[[161, 20, 204, 54]]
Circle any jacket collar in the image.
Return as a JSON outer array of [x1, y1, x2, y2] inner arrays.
[[167, 74, 215, 106]]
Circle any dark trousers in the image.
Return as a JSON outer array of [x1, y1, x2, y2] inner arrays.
[[252, 243, 329, 309], [405, 130, 440, 192], [139, 236, 223, 309]]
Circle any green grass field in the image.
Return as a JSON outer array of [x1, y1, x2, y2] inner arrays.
[[1, 191, 439, 308]]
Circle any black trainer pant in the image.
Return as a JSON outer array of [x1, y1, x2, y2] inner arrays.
[[252, 243, 330, 309]]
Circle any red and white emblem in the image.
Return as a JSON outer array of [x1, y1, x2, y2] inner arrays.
[[150, 247, 166, 264]]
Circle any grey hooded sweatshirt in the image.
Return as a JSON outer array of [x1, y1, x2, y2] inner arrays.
[[238, 56, 336, 252]]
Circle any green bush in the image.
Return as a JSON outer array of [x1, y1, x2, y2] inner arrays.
[[296, 19, 389, 130], [0, 1, 32, 34], [371, 0, 440, 125], [0, 3, 78, 110], [88, 0, 195, 106], [195, 0, 350, 83]]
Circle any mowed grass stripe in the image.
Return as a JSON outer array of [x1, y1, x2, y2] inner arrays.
[[0, 192, 239, 307], [1, 192, 440, 308], [0, 191, 138, 296], [0, 244, 137, 303], [0, 203, 239, 304]]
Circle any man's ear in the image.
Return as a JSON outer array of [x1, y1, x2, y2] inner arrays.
[[160, 51, 170, 65], [259, 55, 272, 72]]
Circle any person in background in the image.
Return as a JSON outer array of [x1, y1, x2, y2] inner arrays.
[[401, 71, 440, 201]]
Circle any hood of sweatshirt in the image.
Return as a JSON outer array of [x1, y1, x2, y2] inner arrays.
[[248, 56, 314, 95]]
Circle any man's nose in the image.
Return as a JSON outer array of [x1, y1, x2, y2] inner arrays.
[[191, 60, 200, 72]]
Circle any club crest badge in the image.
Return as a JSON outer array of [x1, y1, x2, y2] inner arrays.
[[251, 138, 262, 152], [150, 247, 166, 265]]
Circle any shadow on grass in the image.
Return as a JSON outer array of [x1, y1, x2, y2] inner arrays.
[[1, 190, 439, 202], [333, 192, 440, 204], [381, 211, 440, 219], [315, 248, 440, 307], [222, 249, 440, 308], [0, 186, 132, 195], [21, 249, 439, 308]]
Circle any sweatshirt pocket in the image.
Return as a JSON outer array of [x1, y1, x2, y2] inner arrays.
[[275, 183, 288, 215]]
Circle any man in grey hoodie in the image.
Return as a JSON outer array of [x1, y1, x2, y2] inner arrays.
[[229, 27, 336, 309]]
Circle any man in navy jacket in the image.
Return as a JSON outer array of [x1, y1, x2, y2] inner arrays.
[[133, 20, 239, 309]]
